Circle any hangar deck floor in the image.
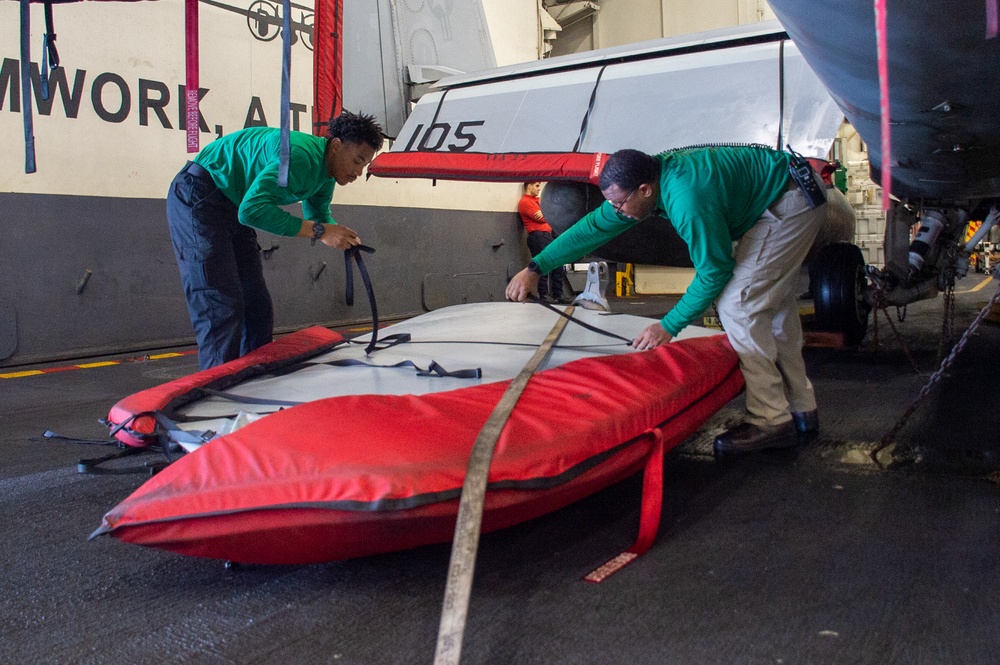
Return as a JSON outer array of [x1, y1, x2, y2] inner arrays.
[[2, 277, 1000, 665]]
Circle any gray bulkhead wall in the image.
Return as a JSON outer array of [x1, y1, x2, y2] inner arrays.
[[0, 193, 526, 366]]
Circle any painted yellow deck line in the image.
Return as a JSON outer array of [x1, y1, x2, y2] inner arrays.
[[0, 350, 199, 380], [955, 275, 994, 294], [0, 369, 44, 379]]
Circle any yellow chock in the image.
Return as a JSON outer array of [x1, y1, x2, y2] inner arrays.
[[615, 263, 635, 297]]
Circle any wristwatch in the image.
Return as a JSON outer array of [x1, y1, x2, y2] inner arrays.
[[527, 260, 543, 275], [311, 222, 326, 246]]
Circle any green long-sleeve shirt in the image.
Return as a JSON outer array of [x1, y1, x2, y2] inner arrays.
[[533, 146, 791, 335], [193, 127, 336, 237]]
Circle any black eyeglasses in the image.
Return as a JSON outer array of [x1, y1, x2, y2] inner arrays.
[[610, 188, 636, 215]]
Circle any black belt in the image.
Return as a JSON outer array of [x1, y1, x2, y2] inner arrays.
[[184, 161, 211, 179]]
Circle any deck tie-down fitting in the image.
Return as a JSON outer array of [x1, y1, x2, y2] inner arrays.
[[572, 261, 610, 311]]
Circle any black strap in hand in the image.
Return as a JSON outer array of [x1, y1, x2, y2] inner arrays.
[[344, 245, 379, 354], [528, 295, 632, 344]]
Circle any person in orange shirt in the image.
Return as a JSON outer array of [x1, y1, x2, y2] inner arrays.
[[517, 182, 571, 303]]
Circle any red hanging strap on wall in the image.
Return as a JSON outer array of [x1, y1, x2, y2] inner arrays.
[[874, 0, 891, 209], [312, 0, 344, 135], [185, 0, 199, 153]]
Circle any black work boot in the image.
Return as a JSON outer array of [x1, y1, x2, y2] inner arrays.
[[713, 420, 798, 455], [792, 409, 819, 436]]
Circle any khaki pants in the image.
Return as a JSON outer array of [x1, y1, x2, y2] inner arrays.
[[716, 183, 826, 426]]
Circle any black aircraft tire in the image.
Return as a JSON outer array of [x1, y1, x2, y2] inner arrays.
[[812, 242, 870, 346]]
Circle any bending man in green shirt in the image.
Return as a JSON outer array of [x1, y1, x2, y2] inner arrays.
[[505, 147, 827, 454], [166, 111, 384, 369]]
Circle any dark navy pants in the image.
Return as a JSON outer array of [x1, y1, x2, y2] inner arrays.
[[526, 230, 566, 299], [166, 162, 274, 370]]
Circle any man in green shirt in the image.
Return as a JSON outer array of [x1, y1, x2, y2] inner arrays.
[[505, 147, 828, 454], [166, 111, 384, 369]]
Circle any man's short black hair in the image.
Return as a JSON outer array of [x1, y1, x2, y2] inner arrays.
[[328, 110, 385, 152], [599, 149, 659, 191]]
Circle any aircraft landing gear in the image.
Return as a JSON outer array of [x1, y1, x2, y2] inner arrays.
[[811, 242, 871, 346]]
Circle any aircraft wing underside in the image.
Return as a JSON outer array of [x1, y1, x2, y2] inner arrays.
[[369, 22, 845, 184], [769, 0, 1000, 203]]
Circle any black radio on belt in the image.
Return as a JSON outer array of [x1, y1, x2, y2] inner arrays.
[[786, 145, 827, 209]]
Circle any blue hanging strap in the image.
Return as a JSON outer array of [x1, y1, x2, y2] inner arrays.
[[277, 0, 292, 187], [20, 0, 36, 174], [40, 1, 59, 101]]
